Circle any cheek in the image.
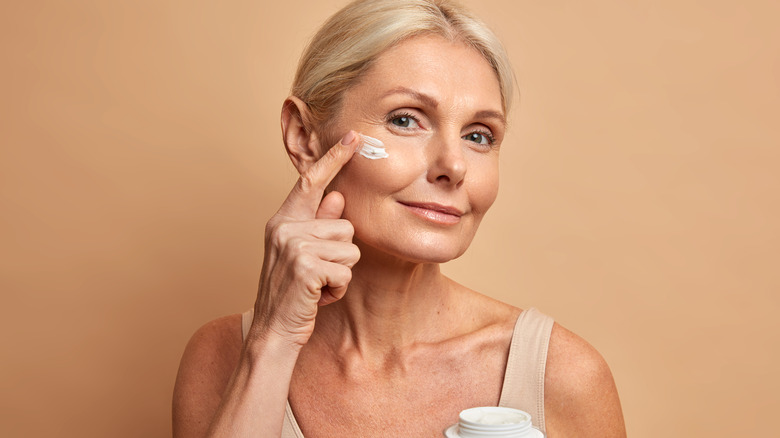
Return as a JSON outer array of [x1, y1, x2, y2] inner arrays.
[[469, 159, 500, 215], [334, 145, 424, 197]]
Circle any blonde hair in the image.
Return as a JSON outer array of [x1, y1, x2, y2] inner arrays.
[[292, 0, 515, 133]]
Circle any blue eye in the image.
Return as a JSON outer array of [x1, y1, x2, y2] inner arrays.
[[463, 131, 494, 145]]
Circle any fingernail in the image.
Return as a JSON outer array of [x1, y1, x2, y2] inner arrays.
[[341, 130, 356, 146]]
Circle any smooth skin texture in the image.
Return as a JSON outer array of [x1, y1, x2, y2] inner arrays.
[[173, 35, 625, 437]]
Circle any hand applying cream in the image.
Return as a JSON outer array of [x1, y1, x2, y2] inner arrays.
[[358, 134, 389, 159]]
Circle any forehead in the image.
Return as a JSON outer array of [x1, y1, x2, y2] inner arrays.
[[347, 34, 504, 115]]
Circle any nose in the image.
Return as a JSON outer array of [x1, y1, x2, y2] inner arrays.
[[426, 133, 466, 188]]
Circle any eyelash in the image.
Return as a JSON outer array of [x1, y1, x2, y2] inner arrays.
[[466, 130, 496, 146], [386, 111, 420, 129], [385, 111, 496, 146]]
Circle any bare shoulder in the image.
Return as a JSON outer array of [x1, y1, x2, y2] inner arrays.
[[454, 281, 523, 328], [172, 314, 244, 437], [544, 323, 626, 437]]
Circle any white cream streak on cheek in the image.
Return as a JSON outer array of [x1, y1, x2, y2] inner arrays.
[[358, 134, 389, 159]]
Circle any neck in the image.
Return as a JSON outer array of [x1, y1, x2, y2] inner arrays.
[[313, 243, 459, 360]]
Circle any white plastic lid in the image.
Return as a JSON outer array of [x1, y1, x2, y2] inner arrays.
[[443, 407, 545, 438]]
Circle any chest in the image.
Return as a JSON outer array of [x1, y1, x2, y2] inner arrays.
[[288, 354, 507, 437]]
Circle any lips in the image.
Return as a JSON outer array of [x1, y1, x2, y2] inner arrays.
[[399, 201, 464, 225]]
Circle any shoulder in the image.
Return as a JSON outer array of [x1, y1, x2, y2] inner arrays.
[[177, 314, 244, 379], [172, 314, 244, 436], [544, 323, 626, 437]]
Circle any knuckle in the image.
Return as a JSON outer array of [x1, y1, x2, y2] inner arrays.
[[289, 236, 309, 254], [333, 265, 353, 287], [268, 221, 293, 246], [298, 171, 317, 193], [293, 253, 318, 276], [264, 218, 279, 238], [340, 219, 355, 236], [331, 219, 354, 239], [349, 245, 361, 264], [340, 265, 353, 281]]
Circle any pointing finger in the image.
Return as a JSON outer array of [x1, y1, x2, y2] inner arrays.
[[279, 131, 360, 219]]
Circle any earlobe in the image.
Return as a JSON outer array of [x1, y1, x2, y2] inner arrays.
[[280, 97, 323, 174]]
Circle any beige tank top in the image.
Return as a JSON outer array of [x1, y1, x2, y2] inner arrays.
[[241, 308, 554, 437]]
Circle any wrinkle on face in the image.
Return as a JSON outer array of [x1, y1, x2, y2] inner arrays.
[[320, 34, 505, 264]]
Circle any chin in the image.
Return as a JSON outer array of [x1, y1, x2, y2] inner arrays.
[[356, 231, 473, 265]]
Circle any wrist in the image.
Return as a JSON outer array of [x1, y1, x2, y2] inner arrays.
[[240, 326, 303, 372]]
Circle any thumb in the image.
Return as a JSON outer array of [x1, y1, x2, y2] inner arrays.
[[316, 191, 346, 219]]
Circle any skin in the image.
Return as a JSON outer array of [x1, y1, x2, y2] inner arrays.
[[172, 35, 626, 437]]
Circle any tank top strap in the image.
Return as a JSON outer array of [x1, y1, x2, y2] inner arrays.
[[240, 308, 253, 340], [242, 307, 554, 436], [497, 308, 555, 433]]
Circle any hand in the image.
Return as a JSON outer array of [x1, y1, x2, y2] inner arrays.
[[250, 131, 362, 347]]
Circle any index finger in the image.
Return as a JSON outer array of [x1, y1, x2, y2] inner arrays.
[[278, 130, 361, 219]]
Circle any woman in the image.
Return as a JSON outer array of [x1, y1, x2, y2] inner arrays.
[[173, 0, 626, 436]]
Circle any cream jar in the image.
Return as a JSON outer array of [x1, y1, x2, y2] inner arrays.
[[443, 407, 545, 438]]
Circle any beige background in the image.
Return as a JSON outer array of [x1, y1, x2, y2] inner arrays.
[[1, 0, 778, 437]]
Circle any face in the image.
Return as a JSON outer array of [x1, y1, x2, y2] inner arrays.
[[324, 35, 506, 264]]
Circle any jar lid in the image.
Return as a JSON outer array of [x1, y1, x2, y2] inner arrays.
[[443, 407, 545, 438]]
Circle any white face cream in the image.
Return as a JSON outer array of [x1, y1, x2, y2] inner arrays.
[[358, 134, 389, 159]]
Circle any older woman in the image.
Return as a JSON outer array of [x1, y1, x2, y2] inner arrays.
[[173, 0, 626, 437]]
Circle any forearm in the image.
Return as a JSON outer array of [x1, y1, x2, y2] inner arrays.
[[205, 333, 301, 438]]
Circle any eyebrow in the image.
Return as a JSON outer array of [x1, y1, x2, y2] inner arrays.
[[381, 86, 439, 109], [380, 86, 507, 127], [474, 110, 507, 128]]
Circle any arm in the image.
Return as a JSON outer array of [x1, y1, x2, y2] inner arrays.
[[172, 131, 362, 438], [172, 315, 302, 438], [544, 323, 626, 437]]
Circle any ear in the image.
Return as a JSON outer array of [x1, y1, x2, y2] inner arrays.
[[281, 96, 324, 174]]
